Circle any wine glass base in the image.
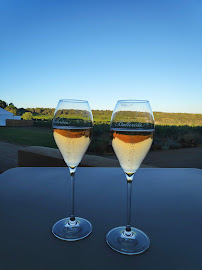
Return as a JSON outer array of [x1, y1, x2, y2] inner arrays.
[[52, 217, 92, 241], [106, 226, 150, 255]]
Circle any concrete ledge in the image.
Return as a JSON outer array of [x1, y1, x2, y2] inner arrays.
[[18, 146, 120, 167]]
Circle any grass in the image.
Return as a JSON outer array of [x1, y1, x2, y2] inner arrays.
[[0, 127, 57, 148], [0, 122, 201, 153], [33, 115, 52, 120]]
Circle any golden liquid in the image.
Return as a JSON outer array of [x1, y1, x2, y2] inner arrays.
[[111, 129, 154, 174], [53, 127, 92, 168]]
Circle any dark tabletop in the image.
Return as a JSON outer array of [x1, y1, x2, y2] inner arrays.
[[0, 167, 201, 270]]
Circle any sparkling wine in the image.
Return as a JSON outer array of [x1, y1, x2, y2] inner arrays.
[[53, 126, 92, 168], [111, 128, 154, 174]]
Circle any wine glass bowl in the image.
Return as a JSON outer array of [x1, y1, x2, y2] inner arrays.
[[52, 99, 93, 241], [107, 100, 155, 254]]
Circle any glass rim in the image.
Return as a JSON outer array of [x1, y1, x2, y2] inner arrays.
[[58, 99, 89, 103], [117, 99, 149, 103]]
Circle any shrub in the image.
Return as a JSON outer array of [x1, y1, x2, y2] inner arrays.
[[180, 132, 201, 147], [22, 112, 33, 120]]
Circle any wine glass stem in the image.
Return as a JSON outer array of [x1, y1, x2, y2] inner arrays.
[[126, 179, 133, 231], [70, 170, 75, 221]]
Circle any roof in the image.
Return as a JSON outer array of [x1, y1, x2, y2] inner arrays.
[[0, 107, 13, 115]]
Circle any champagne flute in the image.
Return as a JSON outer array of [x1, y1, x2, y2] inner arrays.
[[106, 100, 155, 254], [52, 99, 93, 241]]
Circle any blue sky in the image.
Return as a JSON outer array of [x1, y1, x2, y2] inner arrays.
[[0, 0, 201, 113]]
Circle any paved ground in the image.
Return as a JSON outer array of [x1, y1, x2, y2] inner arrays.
[[0, 142, 23, 174], [105, 147, 202, 169], [0, 141, 201, 174], [143, 147, 202, 169]]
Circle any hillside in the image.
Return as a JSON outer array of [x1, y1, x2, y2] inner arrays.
[[32, 110, 202, 126], [91, 111, 202, 126]]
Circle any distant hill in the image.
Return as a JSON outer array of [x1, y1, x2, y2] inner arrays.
[[153, 112, 202, 126], [91, 110, 202, 126], [30, 110, 202, 126]]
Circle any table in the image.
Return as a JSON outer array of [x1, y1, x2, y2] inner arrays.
[[0, 167, 201, 270]]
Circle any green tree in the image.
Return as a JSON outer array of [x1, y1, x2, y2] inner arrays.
[[0, 100, 7, 109], [5, 104, 18, 115], [18, 108, 27, 116], [27, 108, 35, 113], [22, 112, 33, 120], [35, 108, 42, 114]]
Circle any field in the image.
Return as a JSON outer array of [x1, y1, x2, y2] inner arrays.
[[0, 124, 201, 155], [0, 111, 201, 154], [0, 127, 56, 148]]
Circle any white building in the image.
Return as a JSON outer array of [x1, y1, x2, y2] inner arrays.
[[0, 107, 21, 126]]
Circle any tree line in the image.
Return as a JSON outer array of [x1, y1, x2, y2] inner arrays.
[[0, 99, 202, 126], [0, 100, 55, 116]]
